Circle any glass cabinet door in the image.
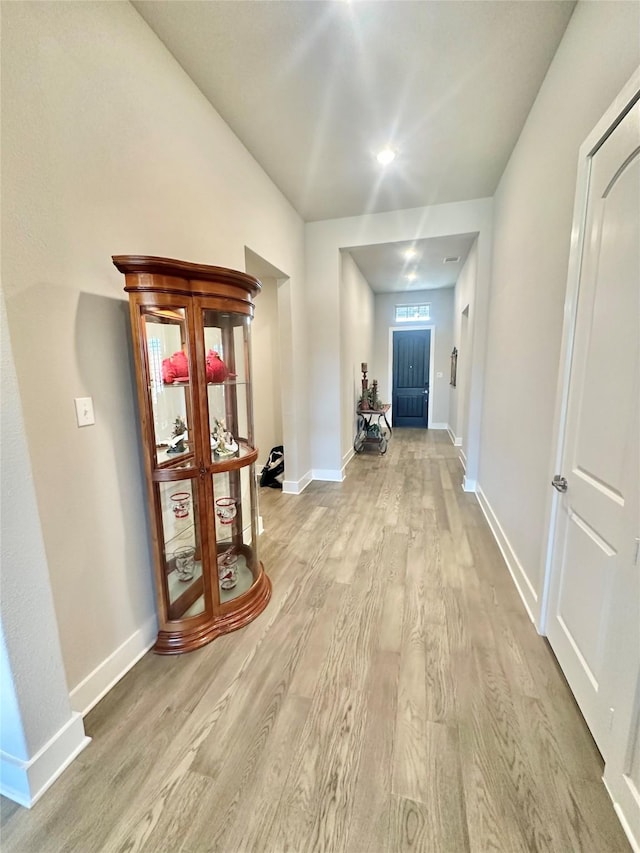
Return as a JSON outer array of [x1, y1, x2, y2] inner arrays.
[[202, 310, 253, 456], [200, 306, 260, 608], [142, 307, 196, 470], [212, 467, 259, 604], [156, 477, 207, 620]]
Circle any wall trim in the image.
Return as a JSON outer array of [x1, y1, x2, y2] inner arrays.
[[446, 426, 463, 446], [312, 468, 344, 483], [462, 475, 475, 492], [282, 470, 312, 495], [429, 422, 448, 431], [604, 775, 640, 853], [69, 616, 157, 717], [342, 446, 355, 474], [0, 712, 89, 808], [476, 483, 538, 624], [612, 802, 640, 853]]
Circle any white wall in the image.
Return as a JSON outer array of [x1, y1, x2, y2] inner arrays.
[[451, 240, 478, 461], [373, 288, 454, 429], [0, 291, 88, 805], [340, 253, 375, 468], [1, 0, 307, 717], [477, 0, 640, 620]]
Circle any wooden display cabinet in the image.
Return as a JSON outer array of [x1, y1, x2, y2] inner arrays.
[[113, 255, 271, 654]]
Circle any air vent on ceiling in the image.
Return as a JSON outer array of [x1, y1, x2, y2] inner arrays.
[[443, 256, 461, 264]]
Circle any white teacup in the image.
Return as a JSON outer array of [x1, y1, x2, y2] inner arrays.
[[215, 497, 237, 525], [170, 491, 190, 519]]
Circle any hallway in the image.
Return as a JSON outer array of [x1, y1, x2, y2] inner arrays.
[[0, 430, 630, 852]]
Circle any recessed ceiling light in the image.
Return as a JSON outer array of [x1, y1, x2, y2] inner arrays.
[[404, 247, 417, 259], [376, 148, 396, 166], [406, 272, 417, 281]]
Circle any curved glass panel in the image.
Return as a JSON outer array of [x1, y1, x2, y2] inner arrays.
[[202, 311, 253, 452], [142, 307, 195, 469], [212, 466, 258, 604], [157, 478, 205, 619]]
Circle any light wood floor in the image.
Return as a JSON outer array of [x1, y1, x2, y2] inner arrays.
[[1, 430, 631, 852]]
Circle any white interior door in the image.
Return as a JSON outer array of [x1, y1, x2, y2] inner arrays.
[[546, 95, 640, 760]]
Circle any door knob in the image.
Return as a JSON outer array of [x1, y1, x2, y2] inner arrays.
[[551, 475, 568, 493]]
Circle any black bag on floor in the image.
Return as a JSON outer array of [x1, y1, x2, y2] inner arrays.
[[260, 445, 284, 489]]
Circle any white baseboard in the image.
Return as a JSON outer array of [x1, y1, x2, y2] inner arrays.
[[312, 468, 344, 483], [603, 774, 640, 853], [69, 616, 157, 717], [429, 422, 448, 430], [462, 475, 475, 492], [283, 464, 348, 492], [0, 712, 90, 808], [342, 446, 355, 473], [446, 426, 463, 447], [475, 483, 538, 623], [282, 470, 312, 495], [613, 802, 640, 853], [459, 448, 467, 471]]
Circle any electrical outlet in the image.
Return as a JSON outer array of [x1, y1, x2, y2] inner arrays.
[[74, 397, 95, 427]]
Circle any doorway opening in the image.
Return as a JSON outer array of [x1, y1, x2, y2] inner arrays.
[[244, 248, 287, 471]]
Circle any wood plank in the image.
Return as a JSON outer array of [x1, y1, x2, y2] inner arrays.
[[346, 650, 399, 853], [0, 428, 629, 853]]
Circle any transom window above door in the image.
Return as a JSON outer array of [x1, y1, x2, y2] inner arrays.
[[395, 303, 430, 322]]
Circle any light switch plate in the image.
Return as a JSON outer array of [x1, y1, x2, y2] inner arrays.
[[74, 397, 95, 427]]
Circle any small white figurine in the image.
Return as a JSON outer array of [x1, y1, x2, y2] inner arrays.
[[211, 418, 238, 457]]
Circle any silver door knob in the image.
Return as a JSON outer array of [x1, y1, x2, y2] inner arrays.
[[551, 475, 568, 493]]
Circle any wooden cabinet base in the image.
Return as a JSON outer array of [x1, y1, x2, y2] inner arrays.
[[153, 566, 272, 655]]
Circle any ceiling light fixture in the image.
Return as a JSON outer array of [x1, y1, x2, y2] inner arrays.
[[404, 247, 417, 259], [376, 147, 396, 166], [443, 256, 461, 264], [406, 272, 417, 281]]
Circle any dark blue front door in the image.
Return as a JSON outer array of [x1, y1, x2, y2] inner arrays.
[[392, 330, 430, 428]]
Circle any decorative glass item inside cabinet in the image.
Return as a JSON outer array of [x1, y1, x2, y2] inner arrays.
[[113, 254, 271, 654]]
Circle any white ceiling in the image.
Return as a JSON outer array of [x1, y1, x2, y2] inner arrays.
[[347, 234, 477, 293], [133, 0, 575, 292]]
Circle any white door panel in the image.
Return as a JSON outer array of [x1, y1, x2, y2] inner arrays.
[[557, 514, 615, 685], [547, 97, 640, 758]]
